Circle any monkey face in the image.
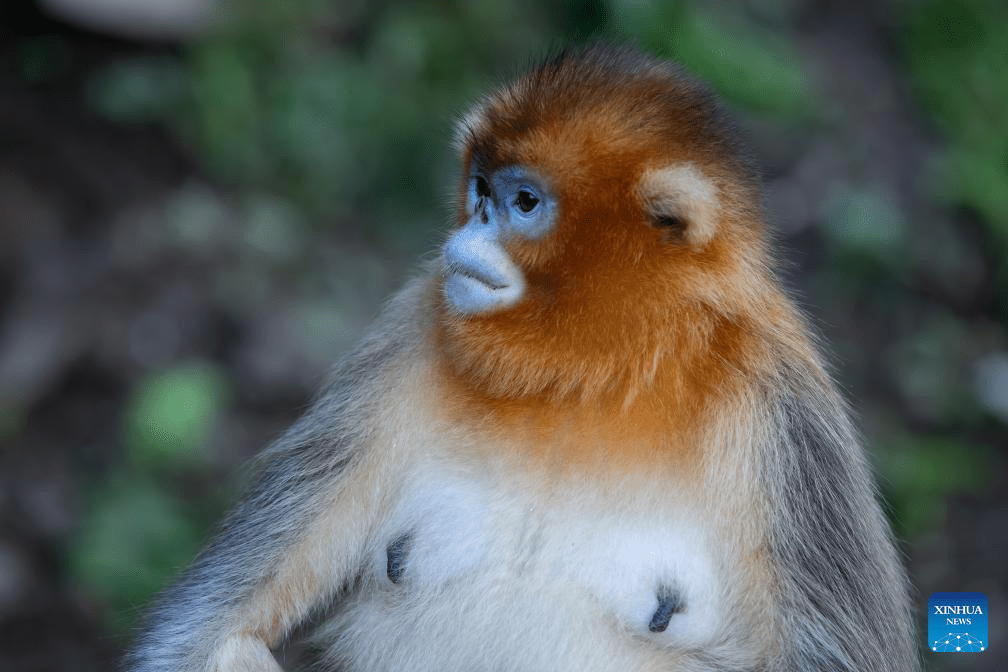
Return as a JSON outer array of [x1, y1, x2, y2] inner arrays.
[[441, 165, 558, 315], [435, 47, 769, 404]]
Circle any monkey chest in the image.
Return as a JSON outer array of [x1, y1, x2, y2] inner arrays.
[[323, 473, 726, 668]]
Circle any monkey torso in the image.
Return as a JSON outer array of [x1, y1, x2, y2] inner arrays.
[[313, 279, 777, 671], [325, 470, 757, 671]]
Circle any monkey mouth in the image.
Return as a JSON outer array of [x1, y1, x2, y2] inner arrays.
[[440, 235, 526, 314], [441, 262, 525, 315], [445, 264, 506, 291]]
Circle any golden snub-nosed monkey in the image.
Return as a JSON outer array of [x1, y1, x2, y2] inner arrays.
[[128, 43, 918, 672]]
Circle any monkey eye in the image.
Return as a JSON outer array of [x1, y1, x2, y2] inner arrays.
[[651, 214, 688, 241], [516, 190, 540, 213], [474, 175, 491, 198], [654, 215, 685, 229]]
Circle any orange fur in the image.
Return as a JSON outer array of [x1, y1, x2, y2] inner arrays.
[[438, 48, 807, 472]]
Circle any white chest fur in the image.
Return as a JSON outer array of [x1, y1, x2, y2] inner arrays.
[[324, 466, 728, 670]]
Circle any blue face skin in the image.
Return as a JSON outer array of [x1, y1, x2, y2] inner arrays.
[[441, 166, 557, 315]]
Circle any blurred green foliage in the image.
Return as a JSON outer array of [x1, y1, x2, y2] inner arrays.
[[902, 0, 1008, 243], [70, 477, 205, 633], [877, 430, 996, 538], [86, 0, 818, 241], [72, 362, 231, 632], [88, 0, 563, 240], [822, 184, 908, 274], [124, 362, 231, 469], [900, 0, 1008, 344], [0, 406, 22, 443], [51, 0, 1006, 644], [612, 2, 813, 120]]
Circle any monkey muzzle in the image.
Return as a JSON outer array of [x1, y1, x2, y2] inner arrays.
[[441, 220, 525, 315]]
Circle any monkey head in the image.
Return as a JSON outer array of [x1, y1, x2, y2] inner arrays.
[[439, 45, 772, 404]]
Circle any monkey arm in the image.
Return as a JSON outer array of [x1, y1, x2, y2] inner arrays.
[[763, 369, 915, 672], [126, 414, 390, 672], [127, 282, 428, 672]]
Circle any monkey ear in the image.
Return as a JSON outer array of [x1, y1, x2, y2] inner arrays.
[[637, 164, 720, 249], [453, 105, 489, 158]]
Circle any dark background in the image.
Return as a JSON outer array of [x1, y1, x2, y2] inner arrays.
[[1, 0, 1005, 670]]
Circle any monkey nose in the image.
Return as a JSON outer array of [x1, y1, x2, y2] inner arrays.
[[475, 198, 491, 224]]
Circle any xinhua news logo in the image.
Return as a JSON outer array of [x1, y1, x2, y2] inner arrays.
[[928, 592, 988, 653]]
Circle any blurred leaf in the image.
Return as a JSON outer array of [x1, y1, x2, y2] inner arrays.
[[242, 194, 307, 264], [974, 352, 1008, 424], [76, 0, 572, 233], [124, 362, 231, 469], [901, 0, 1008, 241], [822, 184, 906, 260], [69, 478, 202, 633], [0, 405, 22, 442], [266, 56, 381, 210], [290, 299, 355, 366], [935, 147, 1008, 240], [997, 258, 1008, 320], [612, 2, 812, 120], [882, 436, 993, 493], [887, 312, 981, 425], [188, 43, 264, 180], [544, 0, 608, 40], [15, 35, 68, 82], [165, 183, 234, 253], [877, 431, 996, 537], [89, 57, 188, 123]]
